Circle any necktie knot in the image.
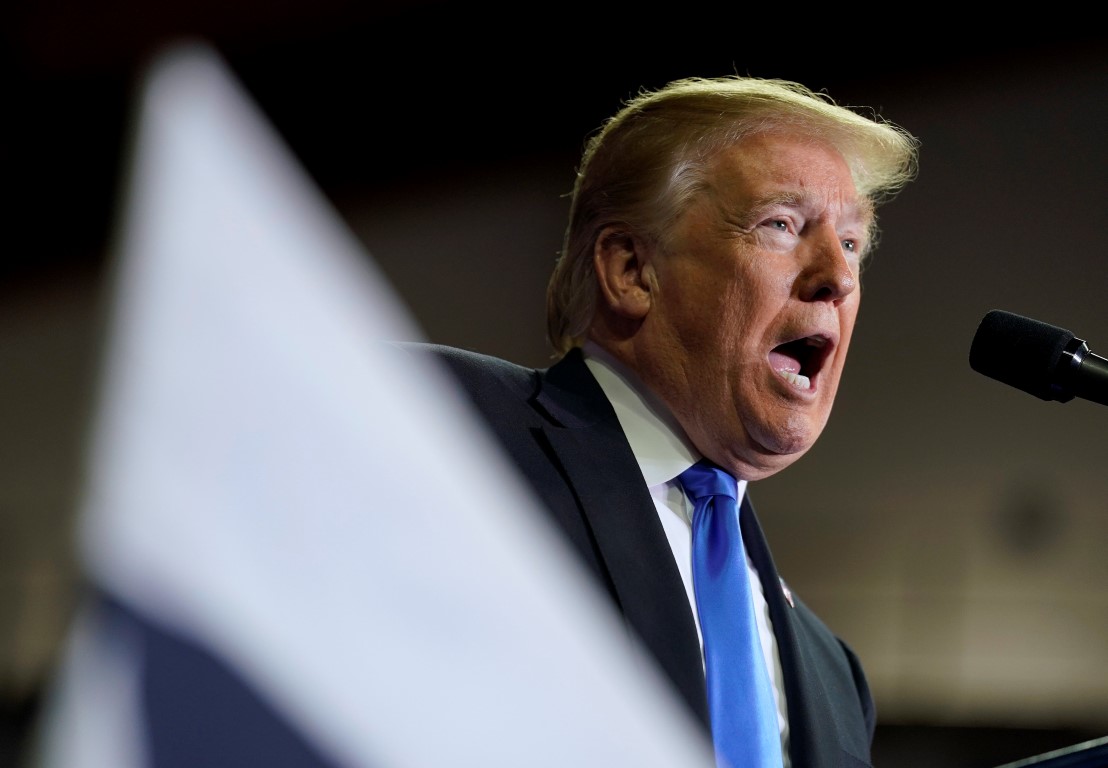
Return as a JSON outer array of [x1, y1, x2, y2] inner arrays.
[[679, 460, 738, 502], [681, 457, 782, 768]]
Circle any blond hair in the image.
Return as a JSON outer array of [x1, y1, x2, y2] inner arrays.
[[545, 75, 920, 357]]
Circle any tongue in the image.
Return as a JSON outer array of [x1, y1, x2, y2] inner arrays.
[[769, 348, 801, 374]]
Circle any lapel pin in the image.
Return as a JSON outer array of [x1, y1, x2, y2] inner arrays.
[[780, 578, 795, 608]]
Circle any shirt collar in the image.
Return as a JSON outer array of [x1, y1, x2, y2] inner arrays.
[[581, 341, 749, 499], [581, 340, 698, 487]]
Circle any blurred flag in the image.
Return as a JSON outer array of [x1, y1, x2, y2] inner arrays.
[[29, 41, 714, 768]]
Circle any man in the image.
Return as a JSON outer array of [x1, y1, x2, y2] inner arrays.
[[414, 75, 918, 768]]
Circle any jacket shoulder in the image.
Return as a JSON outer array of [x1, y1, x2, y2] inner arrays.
[[389, 342, 540, 411]]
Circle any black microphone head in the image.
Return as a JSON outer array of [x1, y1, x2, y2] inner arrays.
[[969, 310, 1075, 401]]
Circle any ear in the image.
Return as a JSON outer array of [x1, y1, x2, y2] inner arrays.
[[593, 225, 654, 320]]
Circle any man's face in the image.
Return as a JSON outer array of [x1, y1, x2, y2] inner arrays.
[[635, 130, 870, 480]]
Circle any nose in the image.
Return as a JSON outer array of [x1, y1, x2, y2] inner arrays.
[[797, 228, 858, 304]]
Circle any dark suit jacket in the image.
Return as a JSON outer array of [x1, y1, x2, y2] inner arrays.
[[406, 342, 876, 768]]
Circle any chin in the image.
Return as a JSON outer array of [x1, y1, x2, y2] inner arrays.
[[715, 434, 812, 481], [745, 422, 819, 473], [701, 412, 820, 478]]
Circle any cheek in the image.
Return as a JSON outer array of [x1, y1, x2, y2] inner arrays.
[[716, 277, 772, 346], [655, 248, 766, 371]]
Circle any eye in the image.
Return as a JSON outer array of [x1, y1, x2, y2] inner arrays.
[[842, 238, 857, 252], [762, 217, 793, 234]]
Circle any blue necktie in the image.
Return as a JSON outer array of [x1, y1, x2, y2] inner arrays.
[[679, 460, 783, 768]]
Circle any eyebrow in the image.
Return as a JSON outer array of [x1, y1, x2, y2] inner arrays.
[[739, 189, 877, 247], [748, 191, 803, 212]]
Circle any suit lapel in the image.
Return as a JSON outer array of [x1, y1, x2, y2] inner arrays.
[[530, 352, 869, 764], [740, 497, 855, 768], [534, 350, 709, 729]]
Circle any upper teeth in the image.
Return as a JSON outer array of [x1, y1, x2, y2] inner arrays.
[[778, 370, 811, 390]]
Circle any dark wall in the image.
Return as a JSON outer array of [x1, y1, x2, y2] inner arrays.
[[5, 7, 1108, 767]]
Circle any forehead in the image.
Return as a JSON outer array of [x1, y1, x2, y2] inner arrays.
[[709, 130, 871, 226]]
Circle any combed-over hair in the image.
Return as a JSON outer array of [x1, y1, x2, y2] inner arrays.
[[545, 75, 920, 357]]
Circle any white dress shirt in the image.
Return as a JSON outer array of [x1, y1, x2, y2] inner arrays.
[[582, 341, 791, 764]]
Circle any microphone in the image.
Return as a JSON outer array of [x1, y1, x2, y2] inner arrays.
[[969, 310, 1108, 406]]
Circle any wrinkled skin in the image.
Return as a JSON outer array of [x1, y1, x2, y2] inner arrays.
[[591, 130, 871, 481]]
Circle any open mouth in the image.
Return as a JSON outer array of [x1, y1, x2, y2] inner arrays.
[[769, 335, 832, 391]]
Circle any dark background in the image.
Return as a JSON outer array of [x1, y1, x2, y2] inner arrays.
[[5, 5, 1108, 766]]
